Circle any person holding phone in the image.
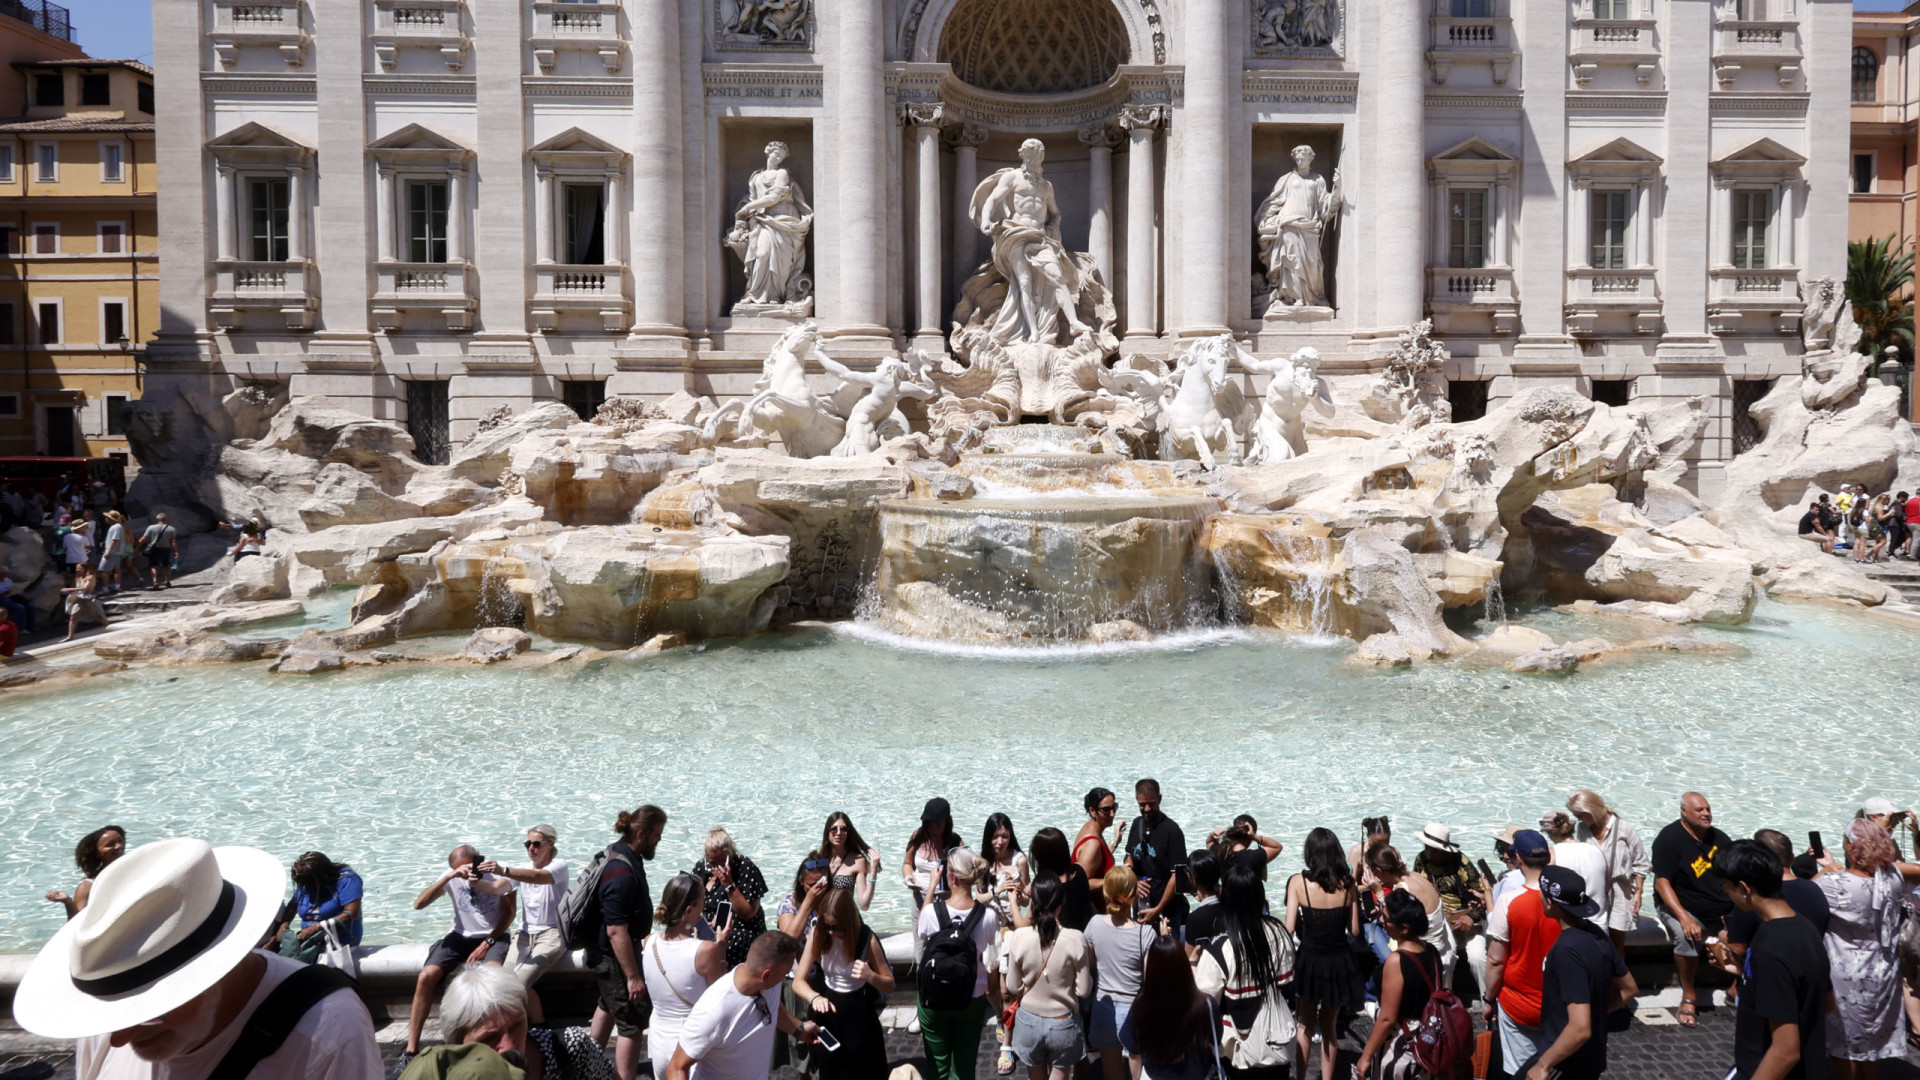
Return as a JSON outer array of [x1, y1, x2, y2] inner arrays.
[[907, 798, 964, 911], [399, 845, 516, 1070], [792, 887, 895, 1079], [693, 828, 769, 970], [643, 873, 732, 1080], [1123, 779, 1188, 935], [1651, 792, 1734, 1028]]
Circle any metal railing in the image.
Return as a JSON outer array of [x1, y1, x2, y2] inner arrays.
[[0, 0, 72, 41]]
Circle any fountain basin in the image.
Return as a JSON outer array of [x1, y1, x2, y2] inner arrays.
[[867, 494, 1222, 645], [958, 454, 1192, 495]]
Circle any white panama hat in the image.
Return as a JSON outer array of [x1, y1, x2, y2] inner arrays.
[[1417, 823, 1460, 854], [15, 837, 285, 1038]]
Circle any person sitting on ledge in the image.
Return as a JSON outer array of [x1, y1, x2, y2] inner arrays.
[[1799, 501, 1836, 554], [397, 844, 516, 1074]]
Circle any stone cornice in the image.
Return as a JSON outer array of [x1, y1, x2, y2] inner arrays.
[[200, 74, 315, 96], [1565, 91, 1666, 114], [1711, 92, 1809, 116], [521, 77, 633, 99], [364, 76, 475, 97], [1244, 71, 1359, 106], [702, 64, 823, 101], [1423, 91, 1521, 110]]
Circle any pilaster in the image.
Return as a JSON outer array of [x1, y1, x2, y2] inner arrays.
[[310, 0, 375, 357]]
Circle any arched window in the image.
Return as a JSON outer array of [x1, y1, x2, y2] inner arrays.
[[1854, 46, 1881, 103]]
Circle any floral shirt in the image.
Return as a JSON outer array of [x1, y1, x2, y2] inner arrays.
[[530, 1025, 616, 1080]]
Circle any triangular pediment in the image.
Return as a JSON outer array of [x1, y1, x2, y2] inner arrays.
[[1570, 136, 1663, 167], [206, 121, 309, 152], [369, 124, 469, 153], [1713, 137, 1805, 166], [1431, 136, 1517, 163], [528, 127, 625, 157]]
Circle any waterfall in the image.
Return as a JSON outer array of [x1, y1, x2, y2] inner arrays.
[[1483, 575, 1507, 625], [476, 560, 525, 629], [1286, 533, 1336, 638]]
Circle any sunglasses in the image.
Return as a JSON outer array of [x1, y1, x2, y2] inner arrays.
[[525, 840, 547, 849], [804, 858, 830, 872], [822, 921, 844, 933]]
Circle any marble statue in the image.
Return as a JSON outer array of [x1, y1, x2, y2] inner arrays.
[[1104, 335, 1249, 469], [818, 352, 934, 457], [725, 142, 813, 313], [723, 0, 809, 42], [1241, 345, 1335, 463], [1256, 146, 1341, 310], [1254, 0, 1334, 49], [971, 139, 1091, 346], [746, 322, 845, 458]]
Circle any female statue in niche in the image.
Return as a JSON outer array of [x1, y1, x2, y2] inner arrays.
[[1256, 145, 1341, 310], [726, 141, 813, 312]]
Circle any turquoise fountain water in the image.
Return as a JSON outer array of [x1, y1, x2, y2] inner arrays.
[[0, 596, 1913, 951]]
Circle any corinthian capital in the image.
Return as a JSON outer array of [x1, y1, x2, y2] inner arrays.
[[944, 121, 989, 150], [1078, 123, 1120, 149], [899, 102, 946, 128], [1117, 105, 1167, 132]]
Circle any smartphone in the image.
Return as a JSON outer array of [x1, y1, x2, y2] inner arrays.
[[814, 1028, 841, 1052], [1809, 831, 1824, 859], [1174, 864, 1195, 894], [1476, 858, 1498, 888]]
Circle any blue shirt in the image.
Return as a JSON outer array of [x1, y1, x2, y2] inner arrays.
[[291, 867, 365, 946]]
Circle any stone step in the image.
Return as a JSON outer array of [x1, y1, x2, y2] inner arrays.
[[99, 587, 218, 616]]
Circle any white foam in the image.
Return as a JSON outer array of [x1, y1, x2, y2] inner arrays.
[[830, 620, 1265, 660]]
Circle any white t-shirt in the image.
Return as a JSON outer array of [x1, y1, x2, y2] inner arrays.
[[915, 900, 1001, 998], [1489, 867, 1525, 910], [62, 531, 89, 563], [448, 874, 506, 937], [518, 858, 569, 933], [75, 951, 381, 1079], [677, 975, 781, 1080], [1487, 879, 1539, 944], [643, 935, 710, 1047], [1552, 842, 1611, 928], [103, 522, 126, 554]]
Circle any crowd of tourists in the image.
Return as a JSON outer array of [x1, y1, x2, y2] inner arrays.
[[0, 476, 186, 652], [23, 782, 1920, 1080], [1796, 484, 1920, 563]]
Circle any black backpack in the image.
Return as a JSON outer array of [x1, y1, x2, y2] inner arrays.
[[916, 902, 986, 1012], [558, 844, 633, 952]]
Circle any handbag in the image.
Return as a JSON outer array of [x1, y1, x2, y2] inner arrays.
[[317, 920, 359, 979]]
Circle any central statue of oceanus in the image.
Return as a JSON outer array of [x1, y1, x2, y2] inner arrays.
[[943, 139, 1118, 422]]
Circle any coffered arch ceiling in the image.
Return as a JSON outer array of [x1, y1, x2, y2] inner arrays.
[[936, 0, 1132, 95]]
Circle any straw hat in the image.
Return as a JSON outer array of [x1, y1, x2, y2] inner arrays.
[[14, 838, 285, 1038]]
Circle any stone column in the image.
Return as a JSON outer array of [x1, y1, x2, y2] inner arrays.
[[1570, 184, 1590, 267], [602, 173, 621, 266], [1119, 107, 1162, 339], [215, 165, 236, 261], [905, 103, 945, 342], [1178, 0, 1231, 335], [375, 167, 395, 262], [1374, 0, 1425, 333], [1080, 123, 1117, 288], [1632, 181, 1651, 268], [534, 168, 554, 264], [948, 123, 987, 292], [309, 0, 366, 341], [447, 167, 465, 263], [824, 0, 891, 341], [627, 0, 688, 343], [1492, 178, 1511, 267], [287, 166, 307, 262]]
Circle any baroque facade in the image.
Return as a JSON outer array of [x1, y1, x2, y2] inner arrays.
[[150, 0, 1849, 495]]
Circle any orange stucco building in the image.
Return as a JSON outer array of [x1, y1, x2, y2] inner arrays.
[[1851, 7, 1919, 252]]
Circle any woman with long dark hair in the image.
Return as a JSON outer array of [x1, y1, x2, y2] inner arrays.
[[1074, 787, 1125, 911], [1355, 889, 1440, 1080], [643, 873, 732, 1080], [793, 887, 895, 1080], [1196, 862, 1297, 1079], [1121, 935, 1219, 1079], [774, 854, 829, 1077], [1004, 875, 1094, 1080], [984, 813, 1031, 1076], [44, 824, 125, 918], [820, 811, 877, 911], [1285, 827, 1361, 1080], [262, 851, 365, 964], [1027, 827, 1094, 931], [904, 797, 964, 910]]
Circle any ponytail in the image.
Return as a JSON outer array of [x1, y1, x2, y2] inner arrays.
[[1030, 875, 1064, 948]]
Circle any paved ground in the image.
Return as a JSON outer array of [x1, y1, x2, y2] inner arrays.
[[6, 995, 1919, 1079]]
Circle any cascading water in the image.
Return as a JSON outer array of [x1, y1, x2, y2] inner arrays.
[[475, 558, 526, 629], [1483, 574, 1507, 625], [1281, 531, 1337, 639]]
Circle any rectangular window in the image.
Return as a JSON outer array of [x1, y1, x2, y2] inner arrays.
[[80, 73, 109, 106], [0, 302, 15, 345], [1447, 379, 1490, 423], [102, 301, 126, 344], [1589, 379, 1634, 407], [563, 183, 606, 265], [407, 379, 451, 465], [0, 144, 14, 184], [1447, 189, 1487, 269], [1589, 189, 1631, 270], [100, 142, 123, 183], [248, 177, 291, 262], [1593, 0, 1632, 18], [1450, 0, 1491, 16], [563, 379, 607, 421], [137, 81, 153, 114], [32, 224, 56, 255], [0, 394, 17, 418], [1854, 154, 1876, 195], [33, 74, 62, 107], [1732, 189, 1771, 269], [406, 180, 449, 263], [36, 301, 59, 345], [35, 143, 55, 182], [99, 222, 123, 254], [105, 395, 131, 436], [1735, 0, 1766, 17]]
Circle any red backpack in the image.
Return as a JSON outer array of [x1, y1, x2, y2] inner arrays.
[[1401, 949, 1474, 1076]]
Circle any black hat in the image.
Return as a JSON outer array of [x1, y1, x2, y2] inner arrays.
[[1538, 865, 1600, 919], [921, 797, 951, 824]]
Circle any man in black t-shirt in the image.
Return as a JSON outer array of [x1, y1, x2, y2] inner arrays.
[[1797, 502, 1836, 553], [1651, 791, 1735, 1027], [1724, 829, 1830, 964], [1716, 840, 1833, 1080], [597, 804, 666, 1080], [1125, 777, 1189, 935], [1520, 866, 1636, 1080]]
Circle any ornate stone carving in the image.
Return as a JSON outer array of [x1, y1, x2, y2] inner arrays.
[[744, 322, 844, 458], [818, 351, 935, 457], [1251, 0, 1340, 55], [899, 102, 947, 128], [1117, 105, 1166, 133], [1256, 145, 1341, 312], [944, 122, 990, 151], [1076, 123, 1120, 150], [1240, 346, 1335, 463], [1099, 335, 1252, 468], [902, 0, 1165, 65], [716, 0, 811, 47], [1363, 320, 1452, 429], [939, 0, 1129, 94], [725, 141, 813, 315]]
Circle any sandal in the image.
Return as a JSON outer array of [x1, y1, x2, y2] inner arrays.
[[1677, 997, 1699, 1027]]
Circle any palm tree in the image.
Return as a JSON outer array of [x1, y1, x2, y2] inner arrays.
[[1845, 236, 1914, 365]]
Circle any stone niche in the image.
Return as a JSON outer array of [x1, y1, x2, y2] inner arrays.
[[719, 118, 815, 320], [1251, 125, 1343, 322]]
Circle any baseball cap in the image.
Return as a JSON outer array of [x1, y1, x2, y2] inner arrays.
[[1538, 865, 1600, 919], [1863, 797, 1898, 817], [1511, 829, 1550, 857], [921, 797, 951, 824]]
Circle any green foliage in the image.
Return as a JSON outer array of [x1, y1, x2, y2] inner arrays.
[[1845, 236, 1914, 362]]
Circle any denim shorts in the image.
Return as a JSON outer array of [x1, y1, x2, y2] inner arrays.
[[1012, 1009, 1084, 1069], [1087, 996, 1130, 1051]]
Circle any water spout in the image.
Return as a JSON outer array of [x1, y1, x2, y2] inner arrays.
[[1483, 574, 1507, 625]]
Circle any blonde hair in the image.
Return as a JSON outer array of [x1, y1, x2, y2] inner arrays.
[[1103, 865, 1137, 913], [1567, 790, 1614, 828], [705, 827, 738, 861], [945, 846, 987, 890]]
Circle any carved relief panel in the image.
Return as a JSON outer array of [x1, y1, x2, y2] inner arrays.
[[1251, 0, 1342, 58], [713, 0, 814, 50]]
